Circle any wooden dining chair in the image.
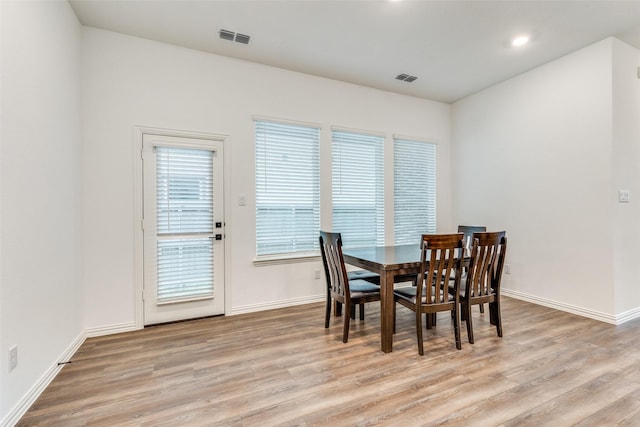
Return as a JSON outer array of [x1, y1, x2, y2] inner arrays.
[[393, 233, 465, 355], [458, 225, 486, 312], [320, 231, 381, 343], [458, 225, 487, 250], [452, 231, 507, 344]]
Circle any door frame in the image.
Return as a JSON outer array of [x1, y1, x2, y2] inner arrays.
[[133, 126, 231, 329]]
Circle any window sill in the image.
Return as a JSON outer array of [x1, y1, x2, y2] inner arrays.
[[253, 252, 321, 266]]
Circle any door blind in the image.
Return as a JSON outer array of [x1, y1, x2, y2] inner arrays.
[[156, 147, 214, 234], [332, 130, 384, 248], [394, 138, 436, 244], [156, 146, 214, 303]]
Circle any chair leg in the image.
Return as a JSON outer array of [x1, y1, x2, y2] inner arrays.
[[334, 301, 342, 317], [479, 303, 485, 313], [350, 304, 356, 320], [325, 296, 332, 328], [426, 313, 435, 329], [465, 302, 474, 344], [453, 306, 462, 350], [490, 300, 503, 337], [343, 304, 351, 343], [416, 310, 424, 356], [359, 303, 365, 321]]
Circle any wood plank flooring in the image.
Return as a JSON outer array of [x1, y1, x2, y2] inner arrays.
[[17, 297, 640, 426]]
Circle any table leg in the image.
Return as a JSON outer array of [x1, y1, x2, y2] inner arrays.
[[380, 270, 395, 353]]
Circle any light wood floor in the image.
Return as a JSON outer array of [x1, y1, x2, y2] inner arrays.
[[18, 296, 640, 426]]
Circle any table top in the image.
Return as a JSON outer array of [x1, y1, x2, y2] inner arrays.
[[343, 244, 422, 271]]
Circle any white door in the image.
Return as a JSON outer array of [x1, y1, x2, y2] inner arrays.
[[142, 134, 225, 325]]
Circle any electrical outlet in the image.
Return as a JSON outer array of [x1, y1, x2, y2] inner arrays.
[[504, 264, 511, 275], [9, 345, 17, 371], [314, 269, 321, 280]]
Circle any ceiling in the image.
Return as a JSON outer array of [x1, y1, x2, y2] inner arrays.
[[69, 0, 640, 103]]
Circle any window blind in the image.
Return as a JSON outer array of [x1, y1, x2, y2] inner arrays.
[[332, 130, 384, 248], [394, 139, 436, 245], [156, 146, 214, 303], [255, 120, 320, 256]]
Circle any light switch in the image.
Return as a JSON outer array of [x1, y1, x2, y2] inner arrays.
[[239, 195, 247, 206], [618, 190, 631, 203]]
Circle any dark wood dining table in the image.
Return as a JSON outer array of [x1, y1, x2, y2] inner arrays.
[[342, 244, 422, 353]]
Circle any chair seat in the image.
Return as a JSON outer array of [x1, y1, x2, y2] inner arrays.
[[349, 279, 380, 294], [447, 280, 494, 298], [347, 270, 380, 283], [394, 285, 452, 304]]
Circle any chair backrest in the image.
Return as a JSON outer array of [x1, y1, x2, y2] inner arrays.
[[458, 225, 487, 251], [464, 231, 507, 299], [319, 231, 350, 304], [417, 233, 465, 305]]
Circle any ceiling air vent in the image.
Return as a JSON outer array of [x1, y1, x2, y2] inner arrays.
[[235, 33, 251, 44], [219, 29, 251, 45], [395, 74, 418, 82], [219, 29, 235, 41]]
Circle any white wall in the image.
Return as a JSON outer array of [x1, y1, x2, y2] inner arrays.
[[612, 38, 640, 317], [0, 0, 82, 424], [452, 38, 628, 321], [80, 28, 452, 330]]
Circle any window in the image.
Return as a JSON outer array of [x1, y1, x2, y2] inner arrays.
[[332, 129, 384, 248], [255, 120, 320, 257], [394, 138, 436, 244]]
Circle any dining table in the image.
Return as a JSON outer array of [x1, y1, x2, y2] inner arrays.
[[342, 244, 422, 353]]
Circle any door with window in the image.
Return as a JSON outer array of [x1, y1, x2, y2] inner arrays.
[[142, 134, 224, 325]]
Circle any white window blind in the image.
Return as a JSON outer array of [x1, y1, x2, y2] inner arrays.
[[332, 130, 384, 248], [255, 120, 320, 256], [156, 146, 214, 303], [394, 139, 436, 245]]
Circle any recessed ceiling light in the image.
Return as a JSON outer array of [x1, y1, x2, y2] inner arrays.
[[511, 35, 530, 47]]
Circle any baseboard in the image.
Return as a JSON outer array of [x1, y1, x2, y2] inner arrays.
[[84, 321, 138, 338], [612, 305, 640, 324], [1, 321, 139, 427], [502, 288, 633, 325], [231, 294, 325, 315]]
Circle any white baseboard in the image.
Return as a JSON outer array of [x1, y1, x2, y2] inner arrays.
[[231, 294, 325, 315], [615, 306, 640, 324], [85, 321, 138, 338], [1, 322, 139, 427], [501, 288, 640, 325]]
